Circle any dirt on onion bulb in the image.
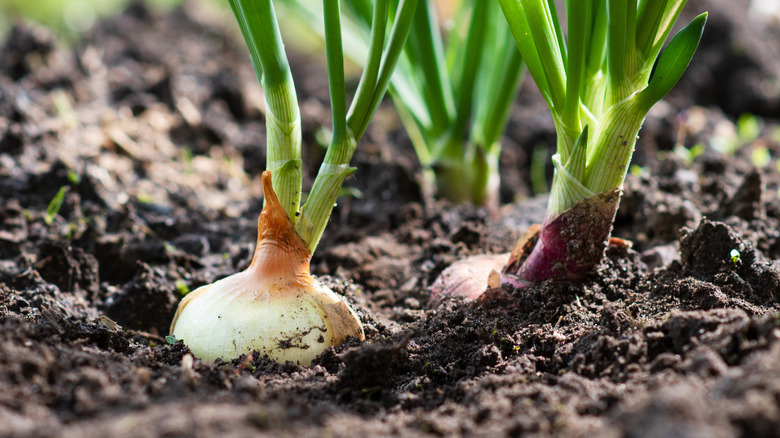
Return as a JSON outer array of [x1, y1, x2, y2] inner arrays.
[[170, 172, 364, 365]]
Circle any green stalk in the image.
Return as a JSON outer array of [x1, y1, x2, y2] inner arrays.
[[296, 0, 418, 252], [464, 143, 499, 206], [431, 0, 490, 204], [346, 0, 388, 136], [584, 98, 646, 194], [638, 0, 687, 62], [473, 32, 524, 151], [323, 0, 349, 146], [503, 0, 572, 160], [582, 2, 607, 117], [349, 0, 418, 140], [468, 18, 524, 205], [404, 0, 454, 140], [518, 0, 566, 112], [448, 0, 488, 145], [637, 0, 668, 55], [500, 0, 551, 107], [228, 0, 302, 220], [295, 0, 355, 251], [606, 0, 629, 105]]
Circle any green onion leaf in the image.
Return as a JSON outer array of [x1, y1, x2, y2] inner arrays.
[[639, 12, 708, 108]]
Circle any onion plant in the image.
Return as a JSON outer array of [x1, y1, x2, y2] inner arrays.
[[498, 0, 707, 287], [170, 0, 417, 365], [281, 0, 524, 207]]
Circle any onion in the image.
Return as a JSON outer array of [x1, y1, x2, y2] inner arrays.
[[170, 172, 364, 365]]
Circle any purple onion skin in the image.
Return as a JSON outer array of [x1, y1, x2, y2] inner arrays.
[[501, 189, 621, 288]]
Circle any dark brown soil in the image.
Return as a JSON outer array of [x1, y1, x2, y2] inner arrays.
[[2, 1, 780, 436]]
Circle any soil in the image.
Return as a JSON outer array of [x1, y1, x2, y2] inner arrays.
[[2, 1, 780, 437]]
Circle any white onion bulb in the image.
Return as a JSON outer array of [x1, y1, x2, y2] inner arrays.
[[170, 172, 364, 365]]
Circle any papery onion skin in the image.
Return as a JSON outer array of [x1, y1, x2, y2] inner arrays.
[[170, 172, 364, 365], [171, 273, 357, 365], [500, 189, 621, 288]]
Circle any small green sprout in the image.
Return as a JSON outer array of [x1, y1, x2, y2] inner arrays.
[[136, 192, 154, 205], [671, 142, 706, 165], [737, 113, 761, 143], [751, 146, 770, 168], [165, 335, 179, 344], [629, 164, 647, 177], [729, 249, 742, 266], [66, 222, 80, 239], [690, 143, 706, 160], [67, 169, 81, 185], [175, 279, 190, 297], [45, 186, 68, 225], [180, 147, 194, 174]]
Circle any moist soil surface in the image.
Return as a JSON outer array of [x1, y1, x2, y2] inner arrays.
[[2, 1, 780, 437]]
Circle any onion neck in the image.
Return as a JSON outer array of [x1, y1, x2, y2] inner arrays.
[[249, 172, 313, 284]]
